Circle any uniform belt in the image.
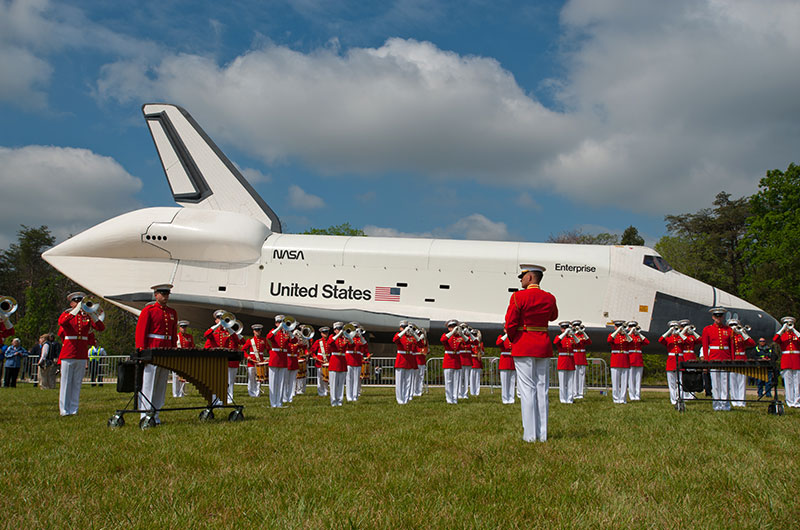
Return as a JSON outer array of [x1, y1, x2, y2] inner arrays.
[[630, 350, 642, 353], [784, 350, 800, 353], [345, 351, 355, 354], [271, 348, 281, 352], [610, 350, 621, 353], [64, 335, 88, 341], [147, 333, 172, 340], [558, 353, 572, 356], [444, 350, 455, 354], [668, 353, 679, 356], [397, 350, 408, 354], [287, 354, 298, 357], [332, 352, 346, 356], [517, 326, 547, 332], [709, 346, 730, 350], [500, 352, 511, 355]]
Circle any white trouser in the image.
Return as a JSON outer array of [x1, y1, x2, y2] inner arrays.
[[500, 370, 516, 404], [140, 363, 169, 420], [317, 366, 329, 396], [411, 366, 421, 397], [628, 366, 643, 401], [247, 367, 261, 397], [574, 365, 586, 399], [470, 368, 482, 396], [782, 369, 800, 407], [415, 365, 426, 396], [227, 367, 238, 404], [346, 365, 360, 402], [172, 372, 185, 398], [558, 370, 574, 404], [515, 357, 550, 442], [459, 366, 471, 399], [666, 371, 680, 404], [268, 367, 286, 407], [731, 372, 747, 407], [296, 374, 306, 394], [395, 368, 413, 404], [710, 369, 731, 411], [356, 366, 364, 397], [59, 359, 86, 416], [444, 368, 459, 404], [611, 367, 629, 404], [284, 369, 298, 402], [329, 370, 345, 406]]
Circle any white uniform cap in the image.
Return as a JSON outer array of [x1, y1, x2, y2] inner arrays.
[[518, 264, 546, 279], [626, 321, 638, 327], [678, 319, 690, 326], [612, 319, 626, 326], [178, 320, 190, 327], [571, 320, 582, 326], [251, 324, 263, 330], [399, 320, 409, 327], [781, 316, 796, 325], [727, 319, 740, 327], [275, 314, 285, 322], [151, 283, 173, 292], [333, 322, 343, 329], [446, 319, 458, 327], [667, 320, 679, 327], [319, 326, 331, 333], [709, 307, 727, 315], [213, 309, 225, 319], [558, 321, 570, 327], [67, 291, 87, 301]]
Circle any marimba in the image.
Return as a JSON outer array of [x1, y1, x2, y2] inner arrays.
[[109, 348, 244, 429], [676, 359, 783, 414]]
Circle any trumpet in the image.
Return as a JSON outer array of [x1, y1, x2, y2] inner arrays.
[[408, 323, 425, 342], [281, 315, 298, 333], [0, 295, 17, 319], [81, 296, 105, 322]]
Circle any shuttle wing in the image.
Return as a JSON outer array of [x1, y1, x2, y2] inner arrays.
[[141, 103, 282, 232]]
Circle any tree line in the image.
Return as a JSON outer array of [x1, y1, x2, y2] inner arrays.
[[2, 163, 797, 349]]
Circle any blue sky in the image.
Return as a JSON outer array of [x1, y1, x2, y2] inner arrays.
[[2, 0, 799, 249]]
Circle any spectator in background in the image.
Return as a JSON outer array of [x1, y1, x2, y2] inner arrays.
[[37, 334, 58, 390], [29, 336, 44, 386], [4, 338, 27, 388], [88, 344, 107, 386], [753, 337, 778, 399]]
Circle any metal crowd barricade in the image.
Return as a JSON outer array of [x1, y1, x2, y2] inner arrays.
[[17, 355, 130, 386], [423, 356, 500, 393], [548, 357, 608, 395]]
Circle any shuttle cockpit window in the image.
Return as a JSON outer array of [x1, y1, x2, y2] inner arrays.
[[643, 255, 673, 272]]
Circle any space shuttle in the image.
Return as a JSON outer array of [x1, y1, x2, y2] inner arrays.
[[42, 104, 777, 350]]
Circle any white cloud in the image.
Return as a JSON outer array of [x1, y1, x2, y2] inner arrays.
[[288, 184, 325, 209], [89, 1, 800, 215], [239, 166, 271, 184], [364, 213, 511, 241], [514, 191, 541, 210], [0, 145, 142, 247]]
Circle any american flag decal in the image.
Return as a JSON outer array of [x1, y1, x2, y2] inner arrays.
[[375, 286, 401, 302]]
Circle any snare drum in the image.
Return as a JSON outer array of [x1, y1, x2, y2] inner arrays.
[[256, 363, 269, 383]]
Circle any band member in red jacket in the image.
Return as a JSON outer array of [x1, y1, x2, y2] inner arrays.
[[458, 327, 473, 400], [496, 330, 515, 404], [607, 320, 630, 404], [626, 321, 649, 401], [441, 320, 463, 404], [729, 319, 756, 407], [266, 315, 289, 408], [134, 284, 176, 423], [505, 265, 559, 443], [345, 325, 362, 403], [57, 291, 106, 416], [469, 333, 483, 396], [242, 324, 267, 398], [204, 309, 241, 405], [285, 335, 302, 404], [701, 307, 735, 411], [311, 327, 331, 397], [553, 321, 576, 404], [414, 329, 429, 397], [659, 320, 684, 405], [393, 320, 418, 405], [356, 326, 371, 398], [571, 320, 590, 400], [774, 316, 800, 408], [172, 320, 194, 398], [326, 322, 349, 406]]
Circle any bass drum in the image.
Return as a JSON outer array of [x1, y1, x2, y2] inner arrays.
[[297, 358, 307, 379]]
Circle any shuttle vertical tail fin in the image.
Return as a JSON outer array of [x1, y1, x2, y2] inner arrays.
[[141, 103, 282, 232]]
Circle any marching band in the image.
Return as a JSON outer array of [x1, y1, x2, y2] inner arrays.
[[2, 281, 797, 437]]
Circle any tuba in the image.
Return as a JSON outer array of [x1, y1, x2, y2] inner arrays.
[[297, 324, 315, 341], [229, 319, 244, 336], [81, 296, 105, 322], [281, 315, 298, 333], [0, 295, 18, 320], [343, 322, 359, 342], [218, 311, 237, 333]]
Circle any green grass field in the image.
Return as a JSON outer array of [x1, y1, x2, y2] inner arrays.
[[1, 383, 798, 529]]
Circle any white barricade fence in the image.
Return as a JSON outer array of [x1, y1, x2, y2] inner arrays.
[[18, 354, 129, 386]]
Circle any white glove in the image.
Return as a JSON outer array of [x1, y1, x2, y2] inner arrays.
[[69, 305, 81, 316], [398, 326, 410, 337], [611, 326, 623, 338], [500, 333, 507, 342], [661, 329, 673, 339], [332, 330, 343, 341], [1, 317, 11, 330], [558, 329, 571, 340]]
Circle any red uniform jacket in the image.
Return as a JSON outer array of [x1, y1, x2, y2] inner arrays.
[[682, 336, 698, 361], [574, 336, 591, 366], [554, 335, 576, 371], [394, 332, 418, 369], [732, 334, 756, 361], [701, 323, 735, 361], [626, 336, 649, 367], [471, 342, 483, 369], [416, 338, 428, 366], [311, 337, 329, 367], [658, 335, 684, 371], [287, 340, 301, 370], [176, 331, 195, 349], [496, 335, 514, 370], [459, 339, 473, 369], [60, 310, 106, 360], [357, 338, 371, 365], [774, 331, 800, 370], [326, 335, 350, 372], [242, 336, 268, 366], [345, 337, 362, 368], [505, 285, 558, 358], [607, 333, 630, 368], [204, 327, 240, 367], [266, 328, 289, 368], [440, 334, 462, 369], [0, 323, 14, 341]]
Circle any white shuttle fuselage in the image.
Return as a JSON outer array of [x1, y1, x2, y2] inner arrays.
[[42, 104, 777, 350]]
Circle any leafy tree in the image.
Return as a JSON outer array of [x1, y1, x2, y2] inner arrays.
[[620, 225, 645, 246], [546, 229, 620, 245], [662, 192, 749, 296], [741, 163, 800, 317], [302, 223, 366, 236]]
